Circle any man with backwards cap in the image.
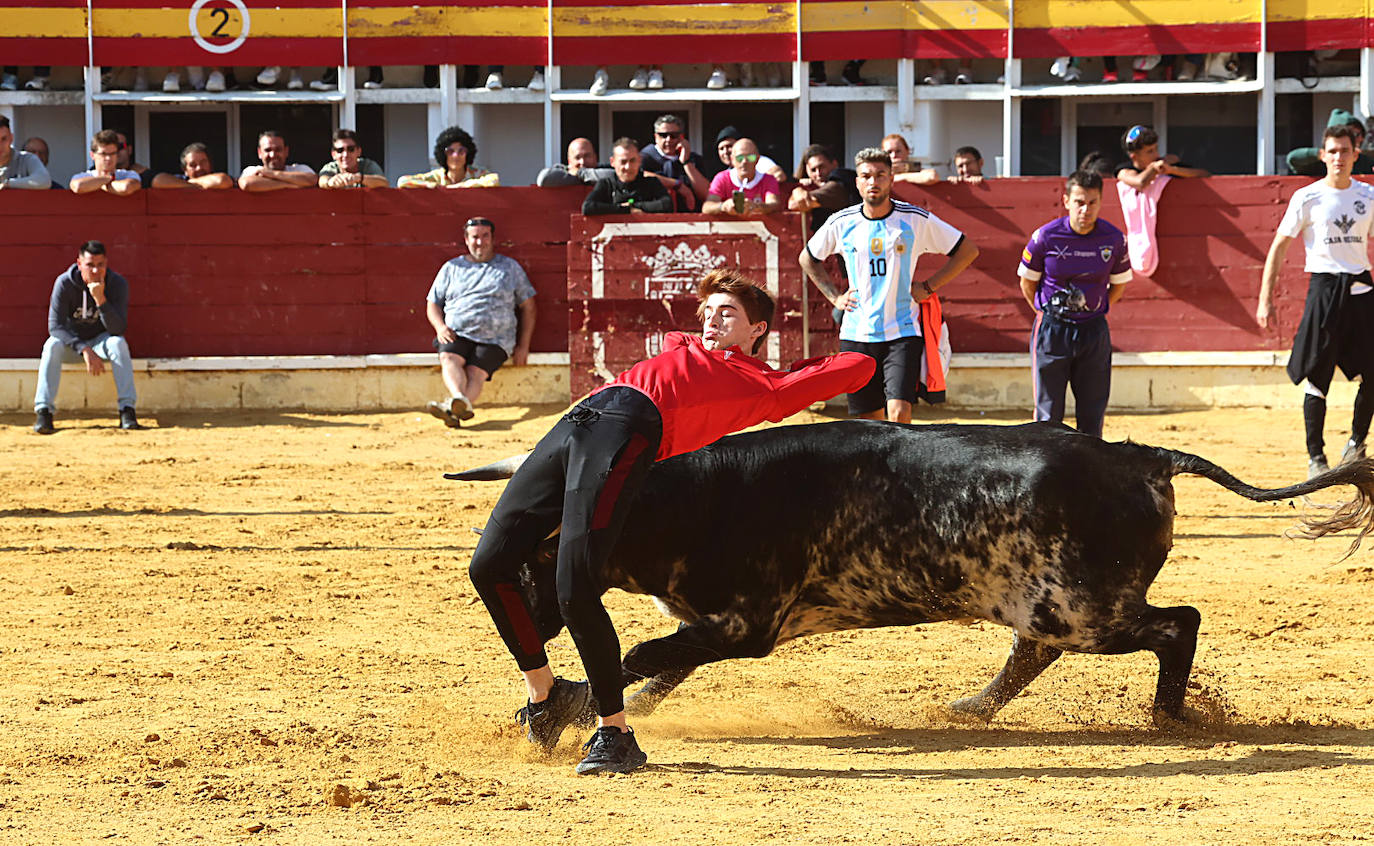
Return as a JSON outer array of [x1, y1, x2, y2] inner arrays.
[[712, 125, 787, 183]]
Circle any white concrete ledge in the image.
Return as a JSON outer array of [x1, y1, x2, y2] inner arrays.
[[0, 352, 571, 372], [953, 351, 1291, 368]]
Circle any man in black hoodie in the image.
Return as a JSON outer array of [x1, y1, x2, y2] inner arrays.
[[581, 138, 674, 215], [33, 240, 145, 434]]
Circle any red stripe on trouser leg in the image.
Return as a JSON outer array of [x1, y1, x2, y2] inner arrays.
[[590, 433, 649, 531], [494, 582, 544, 656]]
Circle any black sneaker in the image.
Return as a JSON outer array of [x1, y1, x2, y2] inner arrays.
[[1339, 439, 1366, 466], [119, 407, 146, 430], [515, 678, 595, 752], [34, 408, 54, 435], [1309, 454, 1331, 479], [575, 726, 647, 775], [842, 60, 870, 85]]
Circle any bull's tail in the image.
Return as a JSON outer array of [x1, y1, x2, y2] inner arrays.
[[1160, 448, 1374, 558], [444, 452, 530, 481]]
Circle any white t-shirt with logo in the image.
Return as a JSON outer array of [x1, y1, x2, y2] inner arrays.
[[1278, 179, 1374, 292]]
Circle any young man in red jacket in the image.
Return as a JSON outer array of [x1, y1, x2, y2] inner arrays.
[[468, 268, 874, 775]]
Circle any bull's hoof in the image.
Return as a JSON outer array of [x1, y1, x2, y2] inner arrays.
[[945, 696, 997, 723], [624, 689, 664, 717], [1151, 706, 1199, 731]]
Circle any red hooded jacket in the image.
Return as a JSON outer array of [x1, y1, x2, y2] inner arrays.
[[596, 331, 875, 460]]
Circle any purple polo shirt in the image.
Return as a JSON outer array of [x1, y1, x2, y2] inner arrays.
[[1017, 216, 1132, 321]]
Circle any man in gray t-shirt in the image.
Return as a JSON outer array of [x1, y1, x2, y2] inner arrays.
[[424, 216, 537, 428]]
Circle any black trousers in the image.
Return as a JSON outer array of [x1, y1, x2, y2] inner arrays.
[[1031, 312, 1111, 438], [468, 387, 662, 717]]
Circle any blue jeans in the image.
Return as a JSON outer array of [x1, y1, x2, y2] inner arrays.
[[34, 333, 137, 412]]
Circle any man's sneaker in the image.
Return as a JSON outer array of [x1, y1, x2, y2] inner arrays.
[[426, 400, 462, 429], [515, 678, 595, 752], [256, 66, 280, 86], [132, 69, 149, 91], [527, 69, 545, 91], [24, 75, 48, 91], [1309, 454, 1331, 479], [485, 71, 503, 90], [628, 68, 648, 90], [34, 409, 54, 435], [186, 66, 205, 90], [1339, 439, 1366, 466], [589, 67, 609, 96], [448, 393, 475, 421], [706, 67, 727, 89], [1050, 57, 1070, 79], [1101, 69, 1119, 83], [575, 726, 647, 775], [286, 68, 304, 90], [647, 68, 663, 89], [162, 71, 181, 93], [0, 73, 17, 91], [120, 407, 146, 430]]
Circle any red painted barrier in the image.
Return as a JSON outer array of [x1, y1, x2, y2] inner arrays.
[[0, 188, 585, 359], [0, 178, 1316, 365]]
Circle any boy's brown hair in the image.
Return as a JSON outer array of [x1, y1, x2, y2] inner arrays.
[[695, 268, 775, 354]]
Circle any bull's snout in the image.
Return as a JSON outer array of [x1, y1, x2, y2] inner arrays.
[[443, 453, 531, 481]]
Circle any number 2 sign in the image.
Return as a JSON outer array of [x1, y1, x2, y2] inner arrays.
[[189, 0, 251, 54]]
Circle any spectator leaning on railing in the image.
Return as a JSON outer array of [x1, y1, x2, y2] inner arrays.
[[536, 138, 615, 188], [881, 134, 939, 185], [151, 142, 233, 190], [238, 130, 317, 192], [949, 146, 986, 184], [70, 130, 141, 195], [0, 116, 52, 190], [399, 126, 499, 189], [581, 138, 674, 215], [318, 129, 389, 189]]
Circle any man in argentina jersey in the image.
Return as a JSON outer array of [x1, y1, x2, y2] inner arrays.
[[1258, 123, 1374, 478], [1017, 169, 1131, 438], [800, 147, 979, 421]]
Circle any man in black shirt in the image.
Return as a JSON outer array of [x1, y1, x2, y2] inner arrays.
[[582, 138, 675, 215], [639, 114, 710, 209], [788, 143, 860, 230]]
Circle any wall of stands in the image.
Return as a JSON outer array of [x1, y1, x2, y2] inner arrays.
[[0, 178, 1320, 363], [1, 0, 1373, 67]]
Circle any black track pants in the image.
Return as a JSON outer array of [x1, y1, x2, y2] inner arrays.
[[468, 387, 663, 717]]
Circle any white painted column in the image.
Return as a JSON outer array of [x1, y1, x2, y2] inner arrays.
[[1257, 52, 1275, 175], [895, 57, 915, 137], [84, 66, 101, 151], [1360, 48, 1374, 123], [339, 66, 356, 131], [1001, 60, 1021, 176]]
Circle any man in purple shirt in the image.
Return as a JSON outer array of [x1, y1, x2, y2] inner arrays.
[[1017, 170, 1133, 437]]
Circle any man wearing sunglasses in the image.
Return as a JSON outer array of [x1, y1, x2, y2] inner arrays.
[[702, 138, 783, 215], [318, 129, 389, 189], [640, 115, 710, 209]]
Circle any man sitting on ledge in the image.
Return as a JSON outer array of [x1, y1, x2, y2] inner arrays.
[[424, 217, 537, 428]]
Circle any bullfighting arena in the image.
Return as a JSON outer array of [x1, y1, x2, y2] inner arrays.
[[2, 404, 1372, 843]]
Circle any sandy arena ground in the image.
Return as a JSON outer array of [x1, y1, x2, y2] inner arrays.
[[2, 404, 1372, 844]]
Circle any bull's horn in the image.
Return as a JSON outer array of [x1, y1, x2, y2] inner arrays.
[[444, 453, 530, 481]]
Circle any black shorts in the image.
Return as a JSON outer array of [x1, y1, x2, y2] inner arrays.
[[840, 336, 923, 416], [434, 336, 508, 379]]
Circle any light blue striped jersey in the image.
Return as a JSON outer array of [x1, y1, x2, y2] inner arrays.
[[807, 199, 964, 342]]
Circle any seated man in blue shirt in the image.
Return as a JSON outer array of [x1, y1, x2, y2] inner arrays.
[[424, 217, 538, 428], [1017, 170, 1133, 438]]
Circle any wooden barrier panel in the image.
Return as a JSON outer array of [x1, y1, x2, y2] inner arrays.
[[566, 214, 805, 398], [0, 178, 1321, 368], [893, 176, 1302, 354], [0, 188, 584, 359]]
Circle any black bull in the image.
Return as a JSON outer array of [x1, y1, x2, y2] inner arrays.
[[449, 421, 1374, 725]]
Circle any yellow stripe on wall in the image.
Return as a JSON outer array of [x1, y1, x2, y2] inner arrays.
[[91, 8, 342, 38], [802, 1, 1009, 34], [552, 3, 794, 37], [348, 6, 546, 38], [0, 8, 87, 38], [1015, 0, 1360, 28]]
